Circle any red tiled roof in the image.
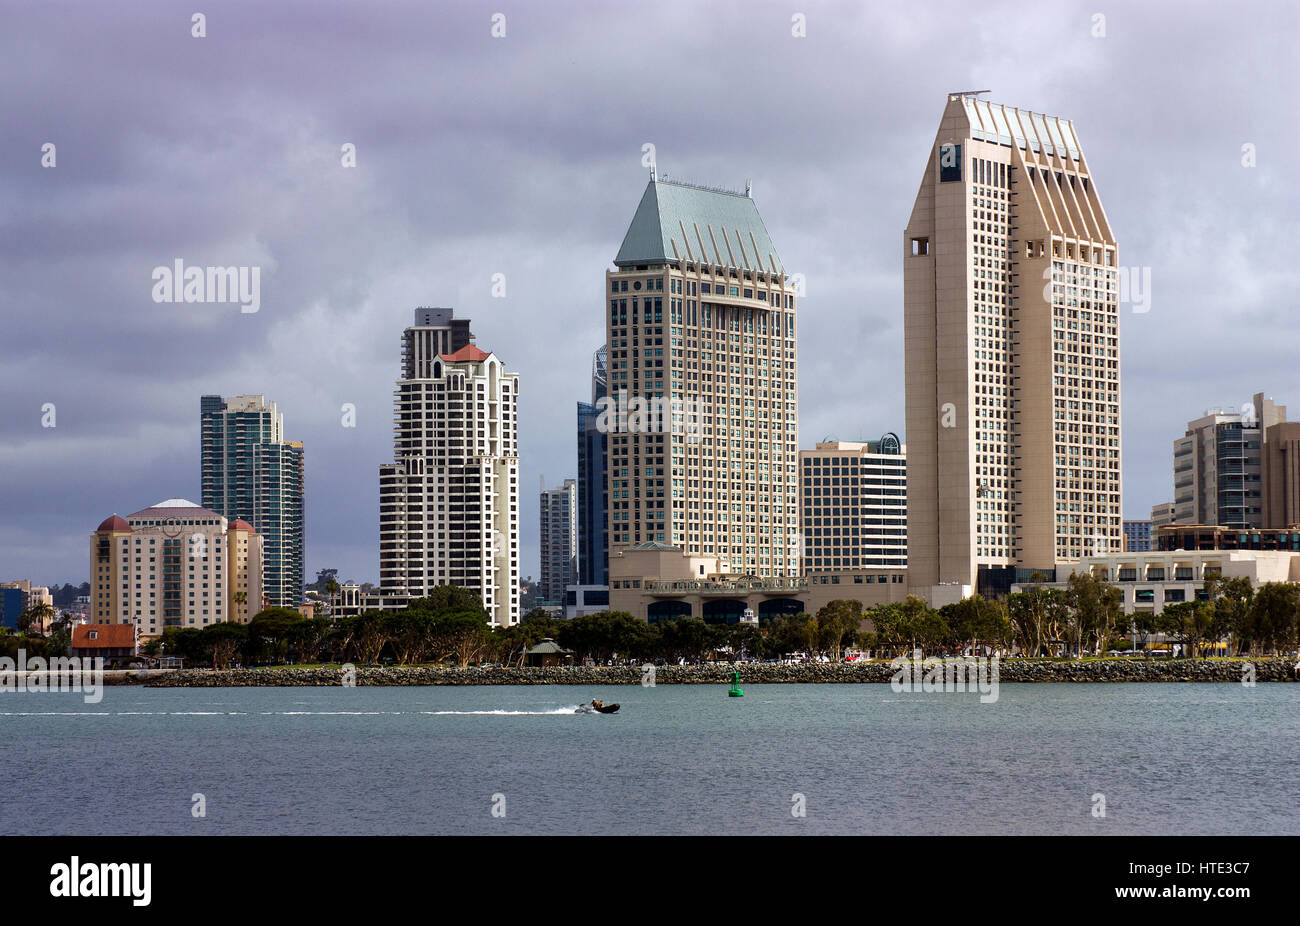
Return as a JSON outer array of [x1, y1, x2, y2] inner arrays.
[[440, 344, 492, 363], [228, 519, 256, 532], [97, 515, 130, 532], [71, 624, 136, 649]]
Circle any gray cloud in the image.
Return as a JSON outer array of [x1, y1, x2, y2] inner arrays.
[[1, 0, 1296, 588]]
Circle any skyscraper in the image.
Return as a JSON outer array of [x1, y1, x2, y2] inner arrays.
[[904, 94, 1121, 599], [539, 479, 577, 604], [201, 395, 304, 608], [576, 345, 609, 586], [378, 308, 520, 626], [606, 176, 798, 576]]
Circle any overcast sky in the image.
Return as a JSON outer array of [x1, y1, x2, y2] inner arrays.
[[1, 0, 1296, 590]]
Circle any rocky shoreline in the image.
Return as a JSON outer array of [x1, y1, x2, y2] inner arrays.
[[139, 658, 1300, 687]]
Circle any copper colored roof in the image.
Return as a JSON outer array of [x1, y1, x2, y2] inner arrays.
[[97, 515, 130, 532], [440, 344, 492, 363], [72, 624, 136, 649], [228, 519, 256, 532]]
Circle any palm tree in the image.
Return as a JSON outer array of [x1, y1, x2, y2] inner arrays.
[[19, 600, 55, 635]]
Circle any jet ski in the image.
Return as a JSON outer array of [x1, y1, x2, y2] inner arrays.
[[576, 700, 620, 714]]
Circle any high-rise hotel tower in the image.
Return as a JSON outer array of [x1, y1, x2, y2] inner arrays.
[[607, 177, 798, 576], [904, 94, 1121, 598], [379, 308, 520, 626]]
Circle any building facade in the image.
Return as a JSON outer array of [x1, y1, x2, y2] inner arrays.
[[1012, 549, 1300, 616], [1155, 523, 1300, 553], [577, 345, 609, 586], [201, 394, 304, 607], [606, 176, 799, 576], [904, 94, 1121, 601], [1170, 393, 1288, 529], [798, 436, 907, 573], [88, 499, 263, 638], [1122, 520, 1152, 552], [608, 543, 907, 624], [1150, 502, 1178, 529], [1263, 420, 1300, 528], [378, 308, 520, 626], [539, 479, 577, 605]]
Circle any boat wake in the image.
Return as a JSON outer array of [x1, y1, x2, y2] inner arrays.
[[421, 707, 581, 716]]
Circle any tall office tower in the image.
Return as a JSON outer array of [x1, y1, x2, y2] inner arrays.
[[201, 395, 304, 608], [539, 479, 578, 604], [577, 345, 609, 586], [799, 435, 907, 572], [606, 176, 798, 576], [1172, 392, 1287, 528], [378, 308, 520, 626], [904, 94, 1121, 599]]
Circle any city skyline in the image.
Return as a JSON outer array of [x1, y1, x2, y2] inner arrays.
[[2, 1, 1296, 588]]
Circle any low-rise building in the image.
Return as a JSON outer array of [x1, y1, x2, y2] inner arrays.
[[70, 624, 138, 661], [1011, 549, 1300, 616], [1155, 524, 1300, 552], [609, 542, 908, 623], [563, 585, 609, 619]]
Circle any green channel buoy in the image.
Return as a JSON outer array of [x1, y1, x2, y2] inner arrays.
[[728, 667, 744, 697]]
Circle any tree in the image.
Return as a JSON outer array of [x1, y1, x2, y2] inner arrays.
[[1247, 582, 1300, 656], [1066, 572, 1122, 656], [764, 612, 816, 660], [18, 600, 54, 635], [245, 608, 303, 664], [943, 595, 1011, 655], [200, 622, 247, 670], [1155, 601, 1199, 658], [290, 617, 333, 664], [350, 611, 393, 664], [815, 600, 864, 660], [1204, 575, 1253, 655]]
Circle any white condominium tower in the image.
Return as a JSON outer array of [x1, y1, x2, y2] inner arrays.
[[607, 176, 799, 576], [379, 308, 520, 626], [904, 94, 1121, 598]]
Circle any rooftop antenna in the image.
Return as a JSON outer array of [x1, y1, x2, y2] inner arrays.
[[950, 89, 992, 97], [744, 179, 752, 197], [649, 163, 657, 181]]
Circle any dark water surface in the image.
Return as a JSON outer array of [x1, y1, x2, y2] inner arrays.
[[4, 683, 1296, 834]]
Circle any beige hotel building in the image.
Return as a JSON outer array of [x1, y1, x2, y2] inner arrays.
[[904, 94, 1121, 602], [89, 498, 263, 638], [605, 176, 798, 579]]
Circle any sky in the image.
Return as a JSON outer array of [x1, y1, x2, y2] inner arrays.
[[1, 0, 1296, 590]]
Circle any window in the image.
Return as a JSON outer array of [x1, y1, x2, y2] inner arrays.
[[911, 237, 929, 256]]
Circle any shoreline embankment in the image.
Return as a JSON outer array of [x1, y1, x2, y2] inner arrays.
[[134, 658, 1300, 687]]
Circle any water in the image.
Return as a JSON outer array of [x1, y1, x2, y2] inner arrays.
[[4, 683, 1297, 835]]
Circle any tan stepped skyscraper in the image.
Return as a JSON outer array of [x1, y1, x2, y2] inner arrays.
[[904, 94, 1121, 600], [606, 176, 799, 575]]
